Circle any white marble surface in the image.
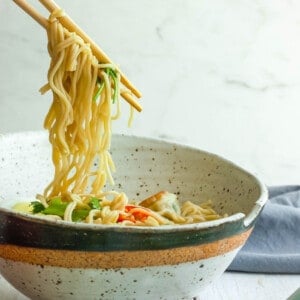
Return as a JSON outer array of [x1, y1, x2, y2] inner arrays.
[[0, 0, 299, 299]]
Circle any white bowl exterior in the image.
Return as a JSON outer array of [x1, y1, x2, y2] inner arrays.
[[0, 248, 240, 300], [0, 131, 267, 299]]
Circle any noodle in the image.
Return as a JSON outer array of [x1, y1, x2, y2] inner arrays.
[[13, 9, 225, 226], [43, 10, 120, 198]]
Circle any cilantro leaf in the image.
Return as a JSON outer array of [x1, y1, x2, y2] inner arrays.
[[88, 197, 101, 209], [43, 198, 68, 217], [30, 201, 45, 214], [72, 209, 90, 222]]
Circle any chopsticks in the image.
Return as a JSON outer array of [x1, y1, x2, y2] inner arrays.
[[13, 0, 142, 112]]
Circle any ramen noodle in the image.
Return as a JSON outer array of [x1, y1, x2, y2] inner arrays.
[[13, 10, 225, 226]]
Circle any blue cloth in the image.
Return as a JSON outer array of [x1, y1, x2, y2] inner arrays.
[[228, 186, 300, 274]]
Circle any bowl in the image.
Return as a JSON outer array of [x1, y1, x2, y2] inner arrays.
[[0, 131, 267, 300]]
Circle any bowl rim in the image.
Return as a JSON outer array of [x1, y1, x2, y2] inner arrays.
[[0, 130, 268, 233]]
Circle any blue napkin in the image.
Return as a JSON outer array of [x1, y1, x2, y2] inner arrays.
[[228, 186, 300, 274]]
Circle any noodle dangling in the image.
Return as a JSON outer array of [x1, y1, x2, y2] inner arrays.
[[41, 10, 121, 198], [13, 10, 226, 226]]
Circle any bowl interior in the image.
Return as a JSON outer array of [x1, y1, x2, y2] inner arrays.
[[0, 131, 263, 219]]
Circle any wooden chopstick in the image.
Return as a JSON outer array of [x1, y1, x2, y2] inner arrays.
[[39, 0, 142, 100], [13, 0, 142, 112]]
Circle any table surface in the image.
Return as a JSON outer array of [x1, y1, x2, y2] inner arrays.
[[1, 272, 299, 300]]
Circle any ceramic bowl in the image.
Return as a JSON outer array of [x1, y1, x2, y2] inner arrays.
[[0, 131, 267, 300]]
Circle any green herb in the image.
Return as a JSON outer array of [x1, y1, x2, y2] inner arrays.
[[31, 201, 45, 214], [72, 209, 90, 222], [88, 197, 101, 209], [105, 68, 119, 103], [106, 68, 117, 78], [43, 198, 68, 217], [93, 78, 105, 102], [31, 197, 96, 222]]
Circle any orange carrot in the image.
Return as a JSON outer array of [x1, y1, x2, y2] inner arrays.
[[117, 205, 152, 223]]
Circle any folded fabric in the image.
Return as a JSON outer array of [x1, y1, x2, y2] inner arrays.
[[228, 185, 300, 274]]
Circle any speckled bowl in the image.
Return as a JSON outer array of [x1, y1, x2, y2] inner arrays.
[[0, 131, 267, 300]]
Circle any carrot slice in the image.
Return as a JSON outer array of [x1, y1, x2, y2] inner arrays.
[[117, 205, 152, 223], [117, 212, 135, 223]]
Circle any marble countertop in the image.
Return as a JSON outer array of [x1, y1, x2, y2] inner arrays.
[[0, 0, 299, 299]]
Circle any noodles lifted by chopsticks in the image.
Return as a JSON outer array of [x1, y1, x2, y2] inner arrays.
[[41, 9, 133, 198], [13, 9, 225, 226]]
